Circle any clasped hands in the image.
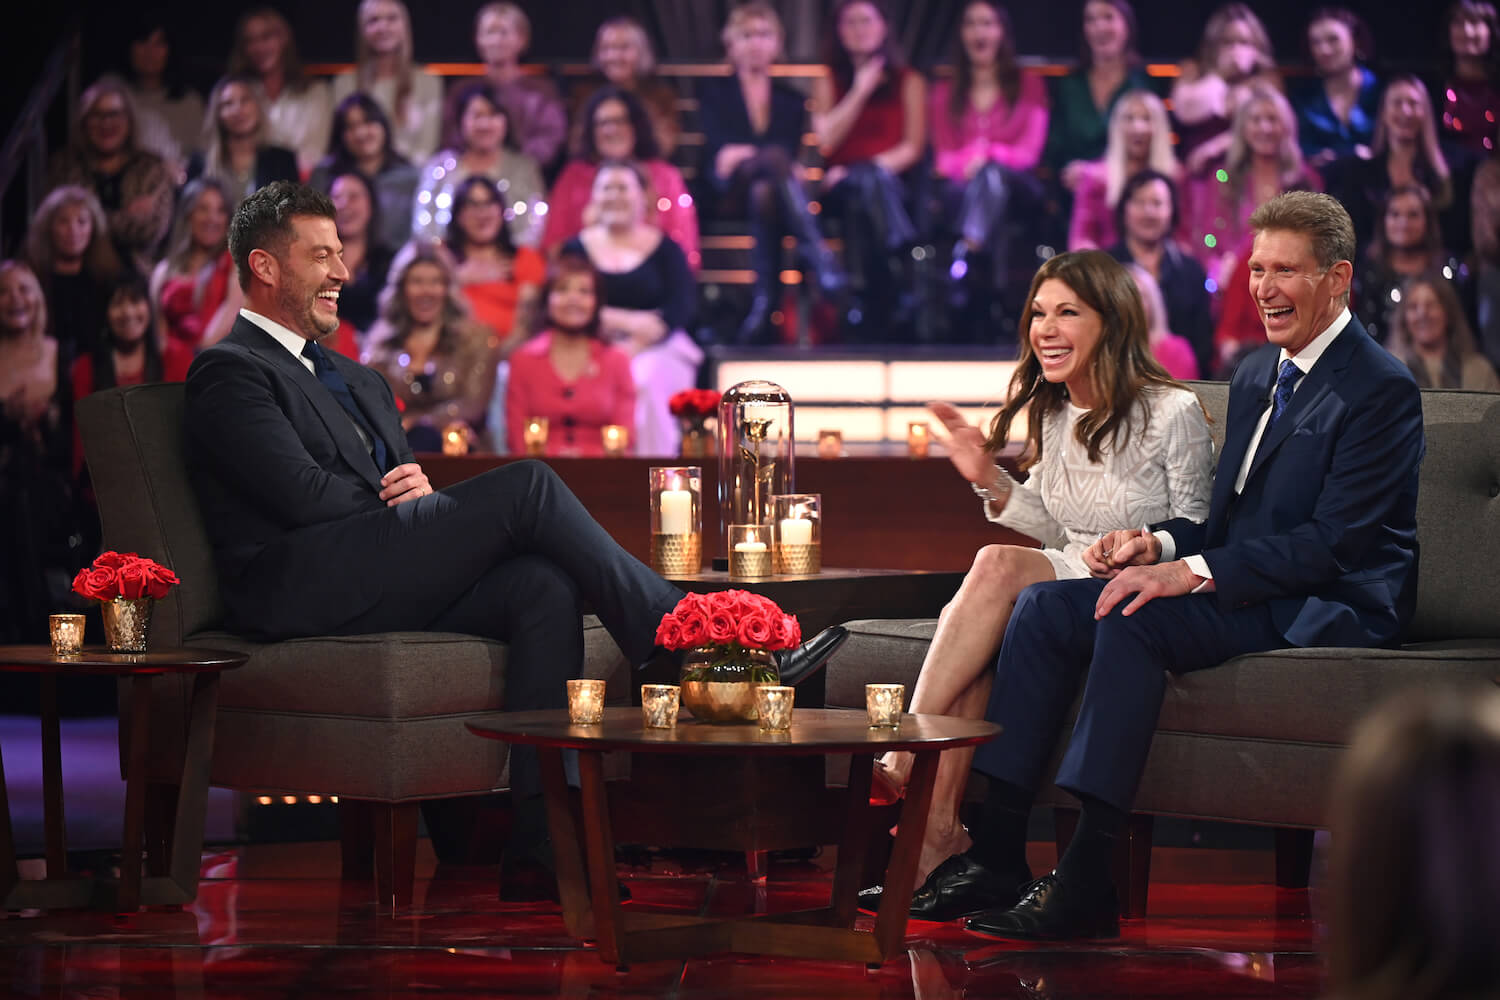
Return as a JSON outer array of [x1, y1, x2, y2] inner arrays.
[[1084, 528, 1205, 619], [380, 463, 432, 507]]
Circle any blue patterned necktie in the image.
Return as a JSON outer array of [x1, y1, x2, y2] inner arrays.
[[302, 339, 388, 473], [1266, 359, 1301, 432]]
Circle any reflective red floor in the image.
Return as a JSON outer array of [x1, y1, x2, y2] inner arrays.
[[0, 841, 1326, 998]]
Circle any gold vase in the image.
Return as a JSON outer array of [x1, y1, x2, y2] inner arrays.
[[679, 644, 780, 723], [100, 597, 154, 652]]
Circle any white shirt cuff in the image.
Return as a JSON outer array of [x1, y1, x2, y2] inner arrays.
[[1183, 554, 1213, 593], [1153, 530, 1176, 563]]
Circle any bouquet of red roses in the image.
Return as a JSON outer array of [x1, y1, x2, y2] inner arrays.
[[668, 389, 722, 419], [655, 589, 801, 654], [72, 551, 180, 602]]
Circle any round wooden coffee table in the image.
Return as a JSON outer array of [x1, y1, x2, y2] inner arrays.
[[467, 707, 999, 967], [0, 644, 247, 913]]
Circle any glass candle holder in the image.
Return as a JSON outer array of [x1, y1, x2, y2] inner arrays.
[[816, 429, 844, 459], [641, 683, 680, 729], [755, 685, 794, 732], [717, 381, 794, 559], [907, 421, 931, 458], [601, 424, 628, 457], [772, 493, 822, 575], [649, 466, 702, 575], [523, 417, 550, 456], [728, 523, 773, 580], [441, 420, 472, 456], [49, 613, 85, 656], [866, 683, 905, 728], [566, 678, 606, 725]]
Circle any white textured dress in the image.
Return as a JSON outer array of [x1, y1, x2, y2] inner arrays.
[[988, 386, 1215, 580]]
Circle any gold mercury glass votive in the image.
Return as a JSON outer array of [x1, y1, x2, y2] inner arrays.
[[641, 683, 680, 728], [523, 417, 549, 456], [728, 523, 773, 580], [567, 678, 606, 725], [773, 493, 822, 575], [49, 614, 85, 656], [866, 683, 905, 728], [907, 421, 930, 458], [649, 466, 702, 575], [601, 424, 628, 457], [441, 420, 472, 455], [755, 685, 794, 731]]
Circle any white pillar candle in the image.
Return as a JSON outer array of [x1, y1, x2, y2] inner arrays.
[[659, 489, 692, 535], [779, 518, 813, 545]]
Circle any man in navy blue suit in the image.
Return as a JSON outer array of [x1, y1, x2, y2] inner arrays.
[[901, 191, 1426, 938]]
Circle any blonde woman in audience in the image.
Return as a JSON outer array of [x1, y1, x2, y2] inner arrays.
[[473, 2, 567, 172], [1172, 4, 1279, 174], [364, 241, 501, 450], [570, 16, 680, 159], [228, 7, 333, 176], [412, 81, 546, 246], [150, 178, 242, 353], [47, 76, 174, 277], [1384, 274, 1500, 390], [25, 186, 122, 364], [188, 76, 299, 207], [0, 262, 58, 449], [331, 0, 444, 161], [1068, 89, 1178, 251]]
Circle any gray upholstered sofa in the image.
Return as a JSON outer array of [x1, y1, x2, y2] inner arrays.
[[823, 384, 1500, 915], [77, 384, 631, 911]]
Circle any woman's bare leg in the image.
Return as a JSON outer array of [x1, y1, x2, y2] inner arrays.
[[910, 671, 994, 880]]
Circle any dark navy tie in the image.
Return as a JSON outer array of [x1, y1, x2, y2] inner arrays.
[[1266, 359, 1301, 432], [302, 339, 388, 473]]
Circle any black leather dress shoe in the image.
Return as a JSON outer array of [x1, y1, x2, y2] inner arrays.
[[964, 871, 1118, 940], [862, 854, 1031, 922], [775, 626, 850, 687]]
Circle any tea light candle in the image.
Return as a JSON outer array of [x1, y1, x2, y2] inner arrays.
[[566, 678, 606, 725], [866, 683, 905, 728], [729, 524, 773, 579], [755, 685, 794, 731], [816, 429, 843, 459], [441, 421, 471, 456], [49, 614, 85, 656], [523, 417, 549, 456], [659, 489, 692, 535], [907, 422, 930, 458], [601, 424, 628, 456], [641, 683, 680, 728]]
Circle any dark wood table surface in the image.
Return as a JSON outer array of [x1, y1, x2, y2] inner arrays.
[[468, 707, 1000, 967], [0, 644, 248, 914]]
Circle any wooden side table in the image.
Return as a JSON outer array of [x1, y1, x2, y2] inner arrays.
[[0, 645, 247, 913]]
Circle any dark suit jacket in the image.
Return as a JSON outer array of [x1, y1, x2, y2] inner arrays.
[[1157, 315, 1424, 648], [1107, 241, 1215, 378], [184, 316, 413, 637]]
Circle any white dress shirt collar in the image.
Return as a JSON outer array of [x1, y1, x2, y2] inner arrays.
[[1279, 306, 1352, 376], [240, 308, 316, 372]]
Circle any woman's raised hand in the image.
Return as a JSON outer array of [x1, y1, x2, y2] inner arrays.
[[928, 402, 994, 485]]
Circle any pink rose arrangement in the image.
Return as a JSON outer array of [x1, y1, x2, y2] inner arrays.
[[655, 590, 802, 655], [72, 550, 180, 602]]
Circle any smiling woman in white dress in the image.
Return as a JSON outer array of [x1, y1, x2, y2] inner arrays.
[[871, 249, 1215, 890]]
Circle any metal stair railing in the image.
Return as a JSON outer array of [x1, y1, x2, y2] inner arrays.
[[0, 30, 80, 256]]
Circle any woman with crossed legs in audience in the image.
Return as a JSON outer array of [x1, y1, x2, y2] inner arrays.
[[865, 251, 1214, 895]]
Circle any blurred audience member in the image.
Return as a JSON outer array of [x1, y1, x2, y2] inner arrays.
[[1355, 185, 1459, 344], [1291, 7, 1379, 167], [187, 75, 299, 207], [1125, 262, 1199, 379], [1436, 0, 1500, 158], [698, 1, 842, 344], [813, 0, 927, 339], [1173, 4, 1279, 175], [25, 185, 122, 366], [1043, 0, 1153, 196], [563, 161, 700, 456], [1069, 89, 1176, 251], [473, 2, 567, 172], [1384, 273, 1500, 389], [505, 253, 635, 457], [228, 7, 333, 176], [1325, 687, 1500, 1000], [48, 76, 175, 276], [542, 87, 699, 269], [327, 170, 394, 337], [1466, 158, 1500, 371], [122, 19, 204, 175], [412, 81, 546, 246], [150, 178, 241, 352], [309, 93, 419, 251], [1107, 170, 1214, 377], [331, 0, 444, 161], [364, 241, 500, 450], [0, 262, 59, 453], [570, 16, 680, 159], [445, 175, 546, 356]]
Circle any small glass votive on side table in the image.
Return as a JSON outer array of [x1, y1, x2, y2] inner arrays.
[[866, 683, 905, 728], [523, 417, 550, 456], [755, 685, 794, 732], [728, 523, 773, 580], [49, 614, 85, 656], [566, 678, 606, 725], [641, 683, 680, 728]]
